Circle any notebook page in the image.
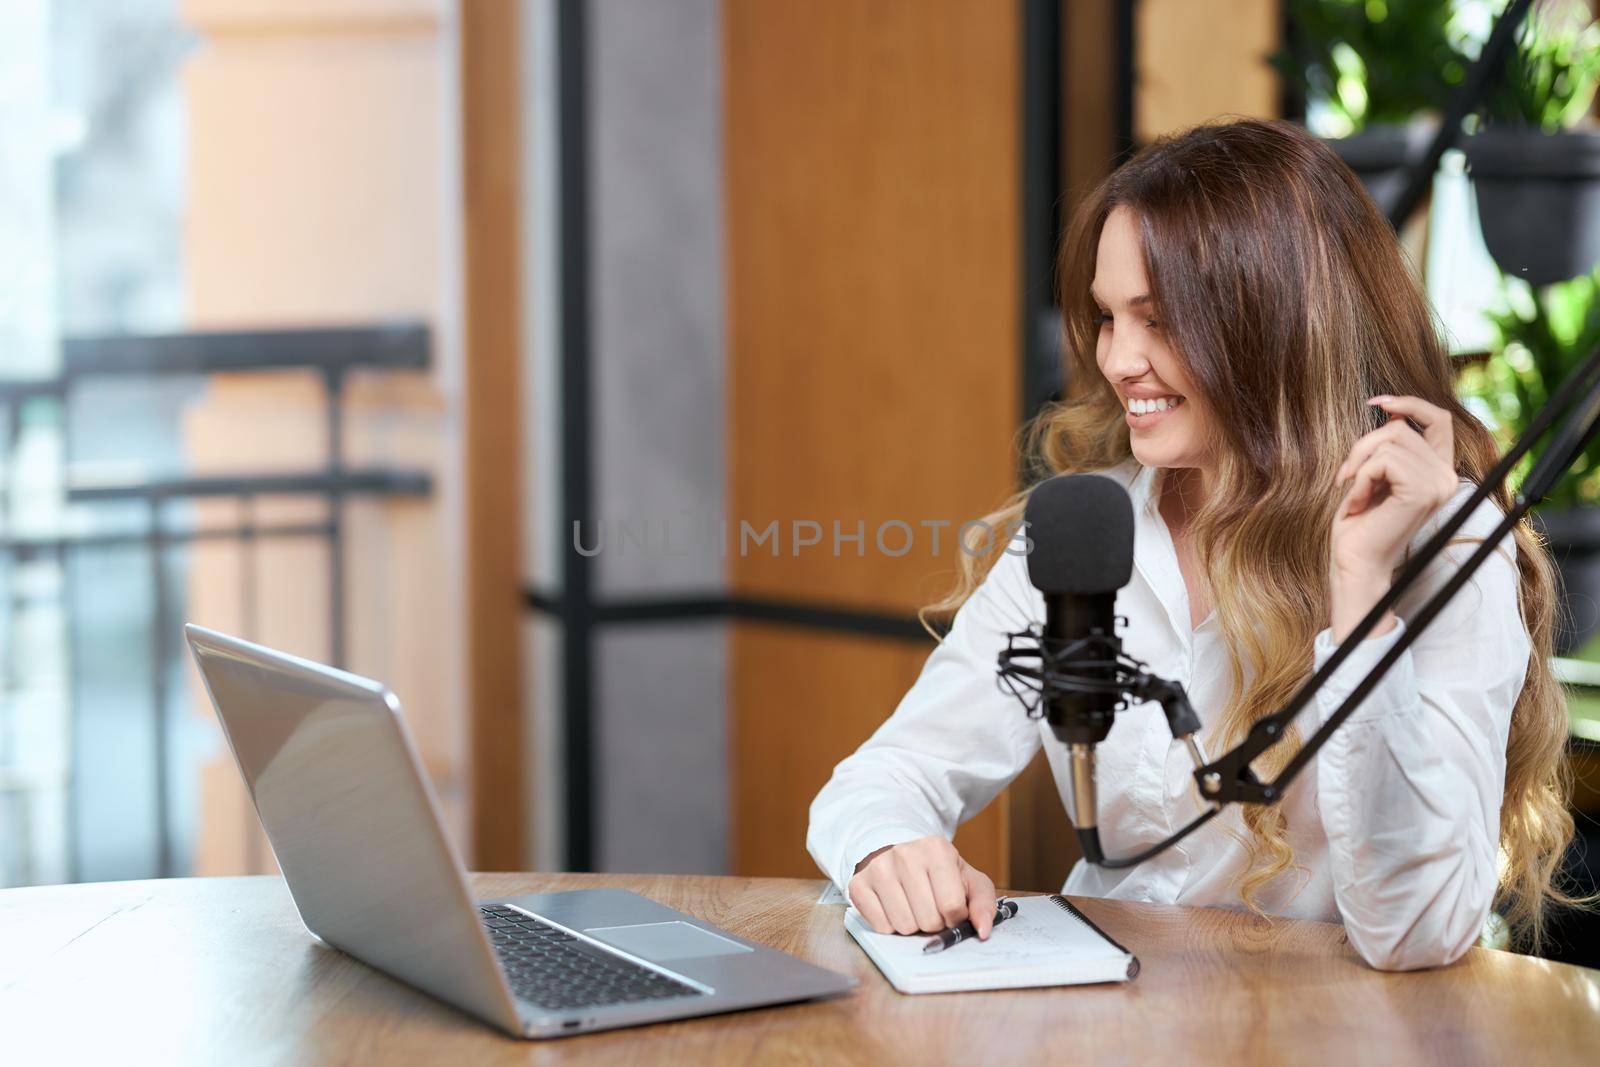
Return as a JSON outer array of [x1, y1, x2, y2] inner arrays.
[[845, 895, 1126, 981]]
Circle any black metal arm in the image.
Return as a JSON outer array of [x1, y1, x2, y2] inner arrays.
[[1194, 340, 1600, 813]]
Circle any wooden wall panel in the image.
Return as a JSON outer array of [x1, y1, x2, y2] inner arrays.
[[1135, 0, 1280, 140], [729, 626, 1005, 880], [460, 0, 528, 869], [1065, 0, 1116, 198], [725, 1, 1020, 881], [724, 0, 1021, 615]]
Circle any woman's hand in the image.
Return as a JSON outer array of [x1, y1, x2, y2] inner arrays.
[[847, 836, 999, 938], [1329, 395, 1460, 643]]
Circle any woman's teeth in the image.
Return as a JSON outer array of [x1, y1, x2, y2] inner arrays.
[[1128, 396, 1184, 416]]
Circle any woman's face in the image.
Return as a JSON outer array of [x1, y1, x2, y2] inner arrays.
[[1092, 206, 1213, 472]]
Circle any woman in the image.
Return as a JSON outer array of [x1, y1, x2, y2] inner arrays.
[[806, 118, 1576, 971]]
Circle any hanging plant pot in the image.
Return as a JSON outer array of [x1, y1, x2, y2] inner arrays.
[[1531, 505, 1600, 655], [1323, 122, 1436, 220], [1464, 128, 1600, 288]]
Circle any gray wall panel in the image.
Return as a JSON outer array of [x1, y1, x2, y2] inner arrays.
[[519, 0, 731, 871], [590, 0, 726, 597], [520, 0, 565, 592], [595, 623, 728, 874]]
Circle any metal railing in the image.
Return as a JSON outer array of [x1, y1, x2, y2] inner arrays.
[[0, 323, 433, 880]]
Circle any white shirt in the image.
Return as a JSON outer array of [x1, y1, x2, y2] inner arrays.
[[807, 459, 1529, 971]]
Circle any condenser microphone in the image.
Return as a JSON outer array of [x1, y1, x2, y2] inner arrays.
[[1022, 474, 1136, 861]]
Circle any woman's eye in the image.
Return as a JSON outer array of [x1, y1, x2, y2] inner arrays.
[[1093, 312, 1113, 328], [1145, 318, 1160, 330]]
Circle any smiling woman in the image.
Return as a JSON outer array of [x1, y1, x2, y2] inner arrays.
[[810, 118, 1582, 971]]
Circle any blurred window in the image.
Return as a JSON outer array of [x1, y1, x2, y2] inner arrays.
[[0, 0, 193, 886]]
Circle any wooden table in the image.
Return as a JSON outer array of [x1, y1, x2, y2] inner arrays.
[[2, 873, 1596, 1065]]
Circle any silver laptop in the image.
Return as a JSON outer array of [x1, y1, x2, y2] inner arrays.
[[185, 624, 855, 1039]]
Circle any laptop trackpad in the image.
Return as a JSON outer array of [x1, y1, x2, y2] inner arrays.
[[584, 921, 754, 961]]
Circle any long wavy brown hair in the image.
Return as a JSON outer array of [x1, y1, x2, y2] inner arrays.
[[930, 118, 1576, 949]]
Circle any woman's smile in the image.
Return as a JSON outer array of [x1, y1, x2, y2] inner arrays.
[[1124, 393, 1185, 428]]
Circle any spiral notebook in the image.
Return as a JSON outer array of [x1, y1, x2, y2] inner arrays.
[[843, 894, 1139, 995]]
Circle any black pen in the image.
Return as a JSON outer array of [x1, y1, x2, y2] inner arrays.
[[921, 898, 1018, 954]]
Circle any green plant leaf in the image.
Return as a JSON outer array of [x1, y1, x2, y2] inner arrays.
[[1283, 0, 1600, 134], [1463, 269, 1600, 509]]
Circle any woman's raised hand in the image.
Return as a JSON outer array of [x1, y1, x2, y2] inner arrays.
[[1329, 394, 1460, 641], [846, 835, 999, 937]]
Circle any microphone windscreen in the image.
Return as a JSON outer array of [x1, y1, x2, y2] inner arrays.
[[1023, 474, 1135, 595]]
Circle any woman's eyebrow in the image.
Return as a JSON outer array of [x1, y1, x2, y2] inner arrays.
[[1088, 287, 1153, 308]]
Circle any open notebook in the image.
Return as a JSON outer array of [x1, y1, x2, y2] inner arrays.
[[844, 894, 1139, 995]]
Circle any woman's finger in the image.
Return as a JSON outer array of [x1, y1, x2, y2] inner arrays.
[[1341, 457, 1379, 517], [1343, 441, 1435, 517], [1336, 408, 1455, 485], [849, 881, 893, 934], [926, 853, 971, 929], [889, 849, 947, 932], [1367, 395, 1453, 463], [1376, 436, 1456, 505], [1339, 426, 1458, 518], [1376, 416, 1443, 470], [960, 861, 999, 939], [1342, 443, 1406, 516], [872, 873, 921, 935], [1336, 419, 1422, 483], [903, 866, 947, 933]]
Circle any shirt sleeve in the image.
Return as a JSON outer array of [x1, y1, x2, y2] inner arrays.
[[806, 544, 1045, 894], [1309, 485, 1528, 971]]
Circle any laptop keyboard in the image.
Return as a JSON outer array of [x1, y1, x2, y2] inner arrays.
[[479, 905, 704, 1012]]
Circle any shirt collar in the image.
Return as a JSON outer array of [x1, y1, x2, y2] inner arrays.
[[1115, 459, 1201, 645]]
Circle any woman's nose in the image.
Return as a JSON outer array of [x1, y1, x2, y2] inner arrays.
[[1099, 330, 1153, 383]]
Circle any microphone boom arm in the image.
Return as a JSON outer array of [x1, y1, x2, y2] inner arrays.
[[1200, 339, 1600, 811]]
